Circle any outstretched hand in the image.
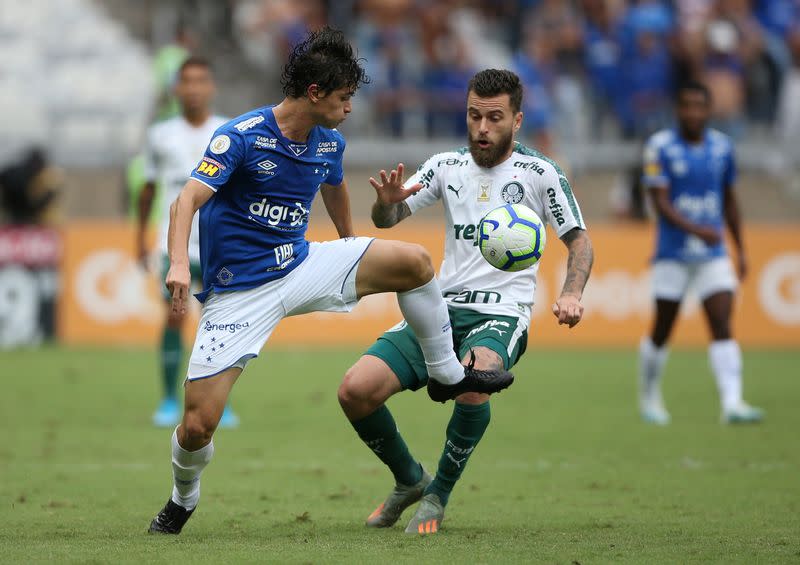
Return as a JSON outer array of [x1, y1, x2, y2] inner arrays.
[[369, 163, 422, 205]]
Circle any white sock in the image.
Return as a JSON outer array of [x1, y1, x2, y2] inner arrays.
[[639, 337, 669, 405], [397, 277, 464, 384], [171, 428, 214, 510], [709, 339, 743, 413]]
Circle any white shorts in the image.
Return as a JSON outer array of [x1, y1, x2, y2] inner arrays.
[[652, 257, 738, 302], [187, 237, 374, 380]]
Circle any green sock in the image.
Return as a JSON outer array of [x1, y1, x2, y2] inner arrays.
[[161, 327, 182, 400], [425, 401, 491, 507], [351, 405, 422, 486]]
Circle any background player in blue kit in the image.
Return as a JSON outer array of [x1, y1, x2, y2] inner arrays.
[[638, 81, 763, 426], [148, 27, 513, 535]]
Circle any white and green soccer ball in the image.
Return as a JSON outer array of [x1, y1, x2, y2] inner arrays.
[[478, 204, 547, 272]]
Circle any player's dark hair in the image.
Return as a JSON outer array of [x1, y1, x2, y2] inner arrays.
[[178, 56, 213, 77], [676, 80, 711, 104], [281, 27, 369, 98], [467, 69, 523, 113]]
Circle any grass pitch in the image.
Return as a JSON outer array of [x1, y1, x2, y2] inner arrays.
[[1, 345, 798, 564]]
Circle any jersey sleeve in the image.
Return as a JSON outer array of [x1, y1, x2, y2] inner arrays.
[[642, 136, 669, 189], [141, 125, 158, 184], [540, 164, 586, 238], [404, 155, 443, 214], [189, 125, 246, 192]]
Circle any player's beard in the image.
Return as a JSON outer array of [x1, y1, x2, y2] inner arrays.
[[469, 129, 514, 168]]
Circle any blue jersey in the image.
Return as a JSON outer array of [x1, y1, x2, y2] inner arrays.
[[642, 128, 736, 262], [189, 106, 346, 302]]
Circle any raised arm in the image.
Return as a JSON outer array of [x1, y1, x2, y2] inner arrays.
[[320, 181, 355, 238], [552, 227, 594, 328], [369, 163, 421, 228], [166, 179, 214, 315]]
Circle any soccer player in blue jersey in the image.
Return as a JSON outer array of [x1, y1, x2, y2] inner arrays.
[[639, 81, 763, 426], [148, 28, 513, 535]]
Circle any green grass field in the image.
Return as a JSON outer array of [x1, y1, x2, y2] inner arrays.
[[1, 346, 798, 564]]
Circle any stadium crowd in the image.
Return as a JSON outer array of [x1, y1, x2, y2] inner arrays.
[[230, 0, 800, 146]]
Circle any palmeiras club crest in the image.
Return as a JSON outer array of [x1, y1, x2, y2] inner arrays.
[[501, 181, 524, 204]]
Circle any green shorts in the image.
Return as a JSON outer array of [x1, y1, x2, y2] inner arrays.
[[365, 306, 528, 391], [160, 254, 203, 300]]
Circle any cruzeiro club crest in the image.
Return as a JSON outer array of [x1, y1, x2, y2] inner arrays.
[[501, 181, 524, 204]]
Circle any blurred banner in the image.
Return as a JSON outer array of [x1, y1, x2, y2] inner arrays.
[[0, 226, 60, 348], [58, 221, 799, 348]]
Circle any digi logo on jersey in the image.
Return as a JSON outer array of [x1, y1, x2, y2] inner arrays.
[[674, 193, 719, 220], [248, 199, 310, 229], [196, 157, 225, 178]]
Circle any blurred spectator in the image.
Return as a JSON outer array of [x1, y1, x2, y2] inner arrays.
[[701, 17, 748, 138], [0, 148, 61, 226], [618, 2, 675, 138], [751, 0, 797, 126], [513, 31, 557, 154], [776, 6, 800, 144], [776, 8, 800, 196], [235, 0, 327, 75], [580, 0, 625, 139], [355, 0, 422, 137], [700, 1, 767, 136], [526, 0, 587, 142], [418, 1, 476, 137]]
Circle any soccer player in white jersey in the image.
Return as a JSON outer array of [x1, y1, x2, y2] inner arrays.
[[137, 57, 238, 429], [148, 28, 513, 535], [639, 81, 763, 425], [337, 69, 594, 534]]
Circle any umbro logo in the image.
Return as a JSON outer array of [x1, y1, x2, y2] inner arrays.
[[257, 160, 277, 171], [447, 184, 462, 198]]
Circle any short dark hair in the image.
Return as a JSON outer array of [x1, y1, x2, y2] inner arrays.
[[467, 69, 523, 113], [281, 27, 369, 98], [676, 80, 711, 104], [178, 56, 213, 77]]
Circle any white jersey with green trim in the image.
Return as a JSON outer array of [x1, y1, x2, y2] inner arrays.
[[142, 114, 228, 262], [404, 141, 585, 323]]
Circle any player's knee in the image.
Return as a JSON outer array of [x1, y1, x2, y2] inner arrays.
[[181, 410, 216, 446], [338, 369, 365, 408], [338, 368, 383, 411], [402, 244, 434, 286]]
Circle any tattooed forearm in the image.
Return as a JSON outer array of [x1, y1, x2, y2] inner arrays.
[[371, 201, 411, 228], [560, 228, 594, 297]]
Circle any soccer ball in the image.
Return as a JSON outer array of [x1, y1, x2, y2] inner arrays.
[[477, 204, 546, 271]]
